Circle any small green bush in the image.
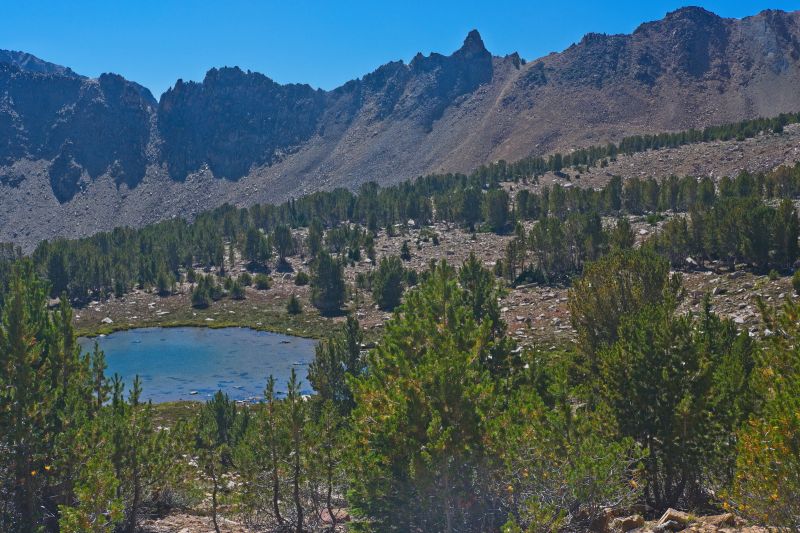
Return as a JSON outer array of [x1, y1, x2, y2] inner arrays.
[[254, 274, 271, 290], [156, 269, 174, 297], [294, 271, 310, 286], [286, 294, 302, 315], [646, 213, 664, 226], [400, 241, 411, 261], [230, 280, 245, 300]]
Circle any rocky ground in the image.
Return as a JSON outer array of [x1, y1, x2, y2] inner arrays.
[[599, 507, 777, 533], [74, 215, 797, 350], [142, 513, 248, 533], [140, 506, 773, 532], [524, 122, 800, 194]]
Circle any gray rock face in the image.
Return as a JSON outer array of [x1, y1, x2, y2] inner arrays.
[[158, 68, 326, 180], [0, 65, 156, 201], [156, 29, 492, 180], [3, 8, 800, 248]]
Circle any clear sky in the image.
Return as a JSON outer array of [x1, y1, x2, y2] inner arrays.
[[3, 0, 799, 98]]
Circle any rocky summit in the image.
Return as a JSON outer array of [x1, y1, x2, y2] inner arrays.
[[2, 7, 800, 248]]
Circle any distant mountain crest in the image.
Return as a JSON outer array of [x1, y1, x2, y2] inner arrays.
[[2, 7, 800, 247], [0, 49, 80, 77]]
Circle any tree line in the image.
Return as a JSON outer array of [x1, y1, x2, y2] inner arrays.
[[0, 159, 795, 311], [471, 111, 800, 182]]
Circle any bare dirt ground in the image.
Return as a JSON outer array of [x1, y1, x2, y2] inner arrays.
[[142, 513, 248, 533]]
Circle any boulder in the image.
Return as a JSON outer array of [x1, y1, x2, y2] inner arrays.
[[654, 520, 681, 532], [611, 514, 645, 532], [320, 507, 350, 524], [594, 507, 619, 532], [595, 506, 647, 532], [657, 508, 691, 530], [698, 513, 735, 527]]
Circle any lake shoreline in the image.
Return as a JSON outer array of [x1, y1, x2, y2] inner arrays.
[[70, 282, 350, 341], [78, 317, 323, 340]]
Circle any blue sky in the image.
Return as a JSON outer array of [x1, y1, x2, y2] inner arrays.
[[3, 1, 799, 98]]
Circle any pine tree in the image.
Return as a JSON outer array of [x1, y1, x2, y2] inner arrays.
[[598, 300, 753, 510], [310, 251, 346, 315], [264, 376, 285, 526], [233, 375, 289, 528], [732, 300, 800, 525], [58, 454, 123, 533], [400, 240, 412, 261], [609, 217, 635, 251], [230, 279, 245, 300], [156, 267, 174, 296], [284, 369, 306, 533], [253, 273, 271, 290], [286, 294, 302, 315], [191, 276, 213, 308], [243, 227, 271, 265], [460, 187, 483, 230], [0, 262, 68, 529], [371, 255, 405, 310], [195, 391, 248, 533], [273, 224, 294, 267], [1, 262, 178, 533], [307, 316, 363, 414], [568, 249, 682, 370], [484, 189, 510, 233], [349, 261, 512, 531], [306, 219, 324, 259], [772, 199, 799, 270], [310, 400, 345, 530]]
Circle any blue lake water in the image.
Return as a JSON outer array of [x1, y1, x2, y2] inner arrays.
[[78, 327, 317, 403]]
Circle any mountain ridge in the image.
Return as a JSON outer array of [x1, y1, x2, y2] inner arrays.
[[2, 7, 800, 248]]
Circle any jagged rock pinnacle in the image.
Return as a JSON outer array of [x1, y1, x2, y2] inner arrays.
[[459, 29, 487, 55]]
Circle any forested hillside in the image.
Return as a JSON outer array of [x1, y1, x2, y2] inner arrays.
[[2, 246, 799, 531], [2, 111, 798, 307]]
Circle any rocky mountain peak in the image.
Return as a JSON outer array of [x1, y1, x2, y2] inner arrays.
[[634, 5, 726, 37], [457, 29, 488, 56], [664, 5, 720, 23]]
